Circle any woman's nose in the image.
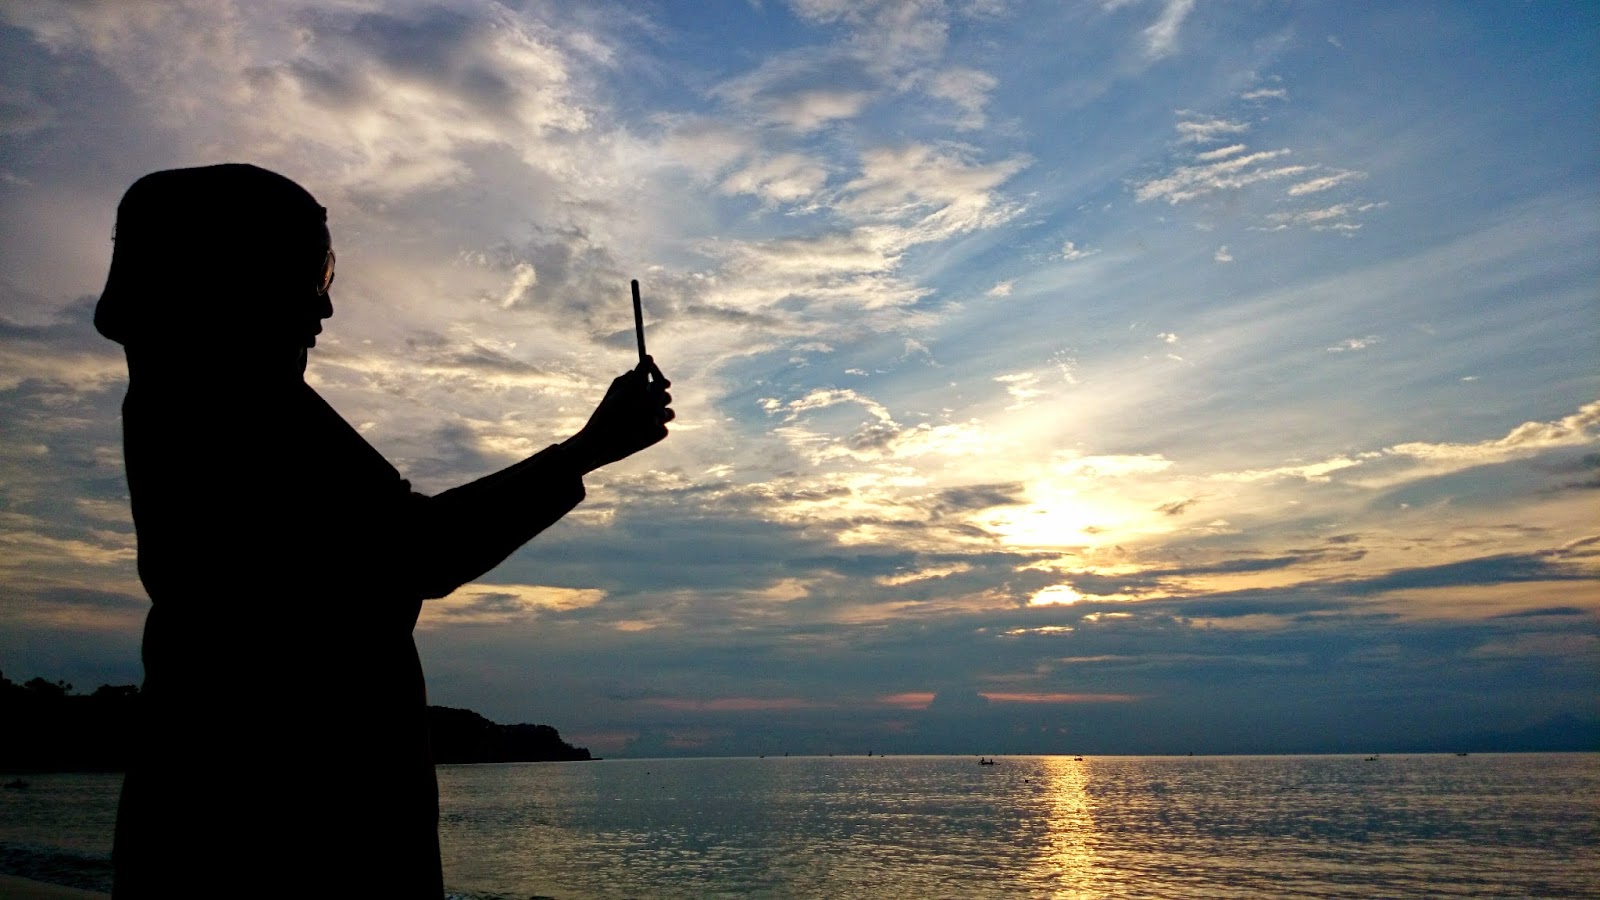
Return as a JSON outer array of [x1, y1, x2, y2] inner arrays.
[[318, 292, 333, 320]]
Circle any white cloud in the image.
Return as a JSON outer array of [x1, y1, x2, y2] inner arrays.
[[0, 529, 136, 570], [1387, 401, 1600, 463], [1264, 201, 1385, 231], [926, 66, 999, 130], [1288, 170, 1367, 196], [0, 340, 124, 394], [1053, 453, 1175, 479], [763, 88, 876, 131], [691, 143, 1026, 322], [836, 144, 1029, 233], [720, 152, 831, 205], [781, 387, 894, 423], [1213, 456, 1363, 484], [1142, 0, 1197, 59], [7, 3, 607, 204], [1195, 143, 1248, 161], [5, 0, 1596, 757], [500, 262, 538, 309], [1135, 148, 1307, 204], [878, 419, 995, 460], [1139, 110, 1382, 232], [788, 0, 858, 21], [1059, 240, 1099, 261], [1209, 401, 1600, 490], [708, 45, 876, 131], [418, 583, 605, 627], [1174, 116, 1249, 144], [1326, 335, 1380, 352], [656, 117, 759, 178], [785, 0, 953, 81], [994, 371, 1044, 409]]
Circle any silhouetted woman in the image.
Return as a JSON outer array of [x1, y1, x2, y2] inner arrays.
[[97, 164, 672, 897]]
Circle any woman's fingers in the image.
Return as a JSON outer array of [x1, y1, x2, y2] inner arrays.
[[610, 363, 673, 445], [641, 356, 671, 389], [636, 357, 673, 427]]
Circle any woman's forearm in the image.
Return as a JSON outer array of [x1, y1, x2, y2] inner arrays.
[[407, 443, 587, 599], [396, 359, 672, 600]]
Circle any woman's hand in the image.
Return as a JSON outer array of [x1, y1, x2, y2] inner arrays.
[[562, 357, 674, 474]]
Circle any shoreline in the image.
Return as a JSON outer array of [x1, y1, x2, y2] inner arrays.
[[0, 874, 109, 899]]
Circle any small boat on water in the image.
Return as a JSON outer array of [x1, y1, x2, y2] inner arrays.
[[1364, 755, 1380, 762], [979, 757, 996, 765]]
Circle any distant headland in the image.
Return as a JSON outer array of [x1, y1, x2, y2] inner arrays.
[[0, 671, 590, 772], [427, 705, 591, 763]]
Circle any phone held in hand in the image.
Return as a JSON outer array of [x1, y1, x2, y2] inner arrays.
[[631, 279, 647, 366]]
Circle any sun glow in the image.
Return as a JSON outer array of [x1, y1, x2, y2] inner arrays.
[[978, 452, 1188, 550], [1029, 584, 1086, 606], [986, 496, 1113, 548]]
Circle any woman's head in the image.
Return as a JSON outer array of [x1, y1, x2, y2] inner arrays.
[[96, 164, 335, 365]]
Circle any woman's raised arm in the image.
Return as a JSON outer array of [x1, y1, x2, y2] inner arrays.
[[402, 359, 672, 599]]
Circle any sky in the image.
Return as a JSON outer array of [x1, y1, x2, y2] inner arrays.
[[0, 0, 1596, 757]]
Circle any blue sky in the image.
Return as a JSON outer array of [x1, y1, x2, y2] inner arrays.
[[1, 0, 1595, 756]]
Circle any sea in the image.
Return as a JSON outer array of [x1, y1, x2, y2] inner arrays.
[[1, 753, 1595, 898]]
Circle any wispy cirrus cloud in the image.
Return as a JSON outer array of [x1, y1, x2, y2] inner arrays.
[[1288, 169, 1367, 196], [1136, 147, 1307, 204], [1134, 109, 1381, 233], [1175, 116, 1249, 144], [1141, 0, 1197, 59], [1264, 201, 1386, 232]]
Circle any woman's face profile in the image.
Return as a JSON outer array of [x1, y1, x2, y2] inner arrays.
[[281, 222, 335, 373], [304, 223, 334, 349]]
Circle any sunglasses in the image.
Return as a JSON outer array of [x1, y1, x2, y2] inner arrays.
[[317, 249, 336, 295]]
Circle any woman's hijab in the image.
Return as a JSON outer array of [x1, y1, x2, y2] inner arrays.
[[96, 163, 328, 352]]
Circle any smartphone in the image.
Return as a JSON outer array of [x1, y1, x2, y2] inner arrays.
[[631, 279, 647, 365]]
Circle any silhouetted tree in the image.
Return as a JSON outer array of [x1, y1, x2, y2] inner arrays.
[[0, 671, 587, 771], [0, 671, 139, 771]]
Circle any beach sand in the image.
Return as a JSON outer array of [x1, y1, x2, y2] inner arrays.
[[0, 874, 110, 899]]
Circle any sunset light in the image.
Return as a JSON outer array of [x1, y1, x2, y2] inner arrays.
[[1, 0, 1594, 764]]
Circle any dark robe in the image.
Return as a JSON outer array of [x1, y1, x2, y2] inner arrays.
[[111, 365, 583, 898]]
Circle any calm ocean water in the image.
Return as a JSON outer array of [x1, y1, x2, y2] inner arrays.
[[1, 754, 1595, 897]]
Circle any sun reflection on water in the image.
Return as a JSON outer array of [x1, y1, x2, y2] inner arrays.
[[1027, 756, 1107, 898]]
